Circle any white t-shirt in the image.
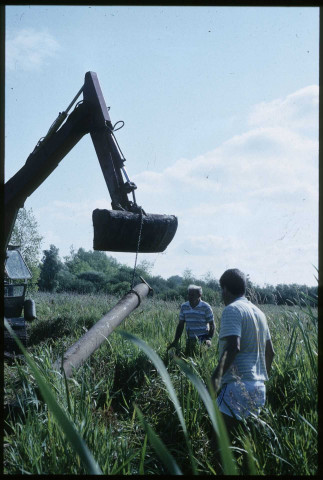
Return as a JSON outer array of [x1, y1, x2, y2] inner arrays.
[[218, 297, 271, 385]]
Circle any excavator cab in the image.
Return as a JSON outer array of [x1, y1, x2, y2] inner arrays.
[[4, 246, 36, 356]]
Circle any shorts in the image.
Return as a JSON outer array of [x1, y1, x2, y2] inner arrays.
[[217, 380, 266, 420]]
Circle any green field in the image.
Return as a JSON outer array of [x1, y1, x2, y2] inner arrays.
[[4, 291, 318, 475]]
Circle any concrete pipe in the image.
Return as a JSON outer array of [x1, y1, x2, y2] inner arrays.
[[53, 281, 151, 378]]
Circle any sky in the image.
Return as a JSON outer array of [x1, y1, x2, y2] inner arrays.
[[5, 5, 319, 287]]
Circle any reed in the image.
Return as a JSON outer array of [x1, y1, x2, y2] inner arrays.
[[4, 292, 318, 475]]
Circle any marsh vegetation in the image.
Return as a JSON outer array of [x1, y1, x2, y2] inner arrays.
[[4, 292, 318, 475]]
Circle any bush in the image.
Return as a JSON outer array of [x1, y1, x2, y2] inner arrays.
[[77, 271, 107, 292], [72, 278, 96, 294], [160, 288, 184, 302], [109, 281, 131, 296], [56, 269, 78, 292]]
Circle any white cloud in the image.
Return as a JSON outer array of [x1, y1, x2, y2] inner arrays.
[[248, 182, 318, 203], [181, 202, 250, 217], [132, 171, 168, 194], [131, 85, 318, 285], [178, 234, 242, 256], [6, 28, 60, 71], [135, 85, 318, 205], [248, 85, 319, 133], [31, 85, 318, 286]]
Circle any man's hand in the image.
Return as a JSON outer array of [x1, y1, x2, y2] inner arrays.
[[168, 320, 185, 351], [211, 336, 240, 393], [167, 341, 177, 351], [211, 352, 227, 393], [265, 339, 275, 375]]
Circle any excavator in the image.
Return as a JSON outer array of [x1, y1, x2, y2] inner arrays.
[[4, 71, 178, 356]]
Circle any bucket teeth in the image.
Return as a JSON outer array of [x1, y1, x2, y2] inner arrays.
[[92, 209, 178, 253]]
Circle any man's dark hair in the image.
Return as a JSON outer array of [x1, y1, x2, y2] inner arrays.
[[219, 268, 246, 296]]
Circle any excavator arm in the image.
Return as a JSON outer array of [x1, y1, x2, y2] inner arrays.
[[5, 72, 177, 253]]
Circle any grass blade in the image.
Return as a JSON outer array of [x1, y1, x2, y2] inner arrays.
[[296, 413, 317, 434], [135, 404, 183, 475], [174, 357, 238, 475], [4, 319, 102, 475], [118, 330, 187, 435], [139, 434, 148, 475], [118, 331, 197, 474], [242, 436, 258, 475], [295, 313, 317, 378], [112, 450, 139, 475]]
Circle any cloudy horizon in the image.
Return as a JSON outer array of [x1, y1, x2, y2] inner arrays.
[[5, 6, 318, 288]]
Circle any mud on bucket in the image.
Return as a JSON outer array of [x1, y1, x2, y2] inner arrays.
[[92, 209, 178, 253]]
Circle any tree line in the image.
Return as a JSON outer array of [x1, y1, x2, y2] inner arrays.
[[10, 209, 317, 306], [36, 244, 317, 306]]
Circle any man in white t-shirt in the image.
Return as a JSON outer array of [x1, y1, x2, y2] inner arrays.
[[167, 284, 215, 354], [211, 268, 275, 437]]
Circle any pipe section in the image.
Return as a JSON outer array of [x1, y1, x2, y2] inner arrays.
[[54, 282, 150, 378]]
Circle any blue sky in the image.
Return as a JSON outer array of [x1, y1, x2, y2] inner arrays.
[[5, 6, 319, 286]]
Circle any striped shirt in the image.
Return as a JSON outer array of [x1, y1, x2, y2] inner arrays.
[[219, 297, 271, 384], [179, 300, 214, 340]]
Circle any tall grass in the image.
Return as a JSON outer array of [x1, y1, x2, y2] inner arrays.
[[4, 292, 318, 475]]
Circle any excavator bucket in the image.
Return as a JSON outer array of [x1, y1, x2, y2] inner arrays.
[[92, 209, 178, 253]]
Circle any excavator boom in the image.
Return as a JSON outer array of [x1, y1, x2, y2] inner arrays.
[[4, 72, 177, 253]]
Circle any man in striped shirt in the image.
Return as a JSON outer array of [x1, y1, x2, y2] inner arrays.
[[211, 268, 275, 438], [167, 284, 215, 354]]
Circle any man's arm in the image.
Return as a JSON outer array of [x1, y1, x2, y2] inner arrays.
[[208, 321, 215, 339], [211, 335, 240, 391], [167, 320, 185, 350], [206, 305, 215, 339], [265, 338, 275, 375]]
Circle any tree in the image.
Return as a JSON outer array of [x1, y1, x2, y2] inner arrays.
[[56, 268, 78, 293], [182, 268, 194, 285], [38, 245, 63, 292], [109, 281, 131, 296], [9, 207, 43, 292], [137, 259, 154, 276], [167, 275, 183, 289], [77, 270, 107, 292], [256, 284, 276, 305], [64, 246, 118, 276], [63, 246, 91, 275], [203, 271, 220, 291]]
